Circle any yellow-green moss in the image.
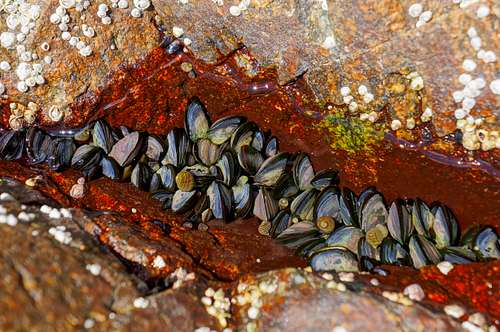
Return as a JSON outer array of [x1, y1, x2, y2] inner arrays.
[[316, 109, 384, 154]]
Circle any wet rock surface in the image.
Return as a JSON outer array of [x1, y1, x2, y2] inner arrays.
[[1, 177, 499, 331]]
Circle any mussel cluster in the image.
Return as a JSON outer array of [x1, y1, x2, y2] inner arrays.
[[0, 97, 499, 273]]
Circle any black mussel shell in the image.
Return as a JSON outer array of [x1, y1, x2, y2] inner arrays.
[[93, 120, 115, 154], [380, 238, 409, 265], [290, 189, 318, 222], [166, 39, 182, 55], [460, 225, 483, 248], [309, 247, 359, 273], [146, 135, 166, 161], [270, 210, 291, 238], [473, 227, 500, 259], [254, 152, 289, 187], [109, 131, 146, 167], [208, 181, 233, 220], [339, 188, 359, 227], [163, 128, 190, 168], [157, 165, 177, 192], [46, 138, 75, 171], [238, 145, 264, 174], [360, 192, 388, 232], [185, 97, 211, 142], [442, 246, 476, 264], [264, 136, 278, 157], [276, 221, 320, 248], [216, 151, 238, 186], [230, 121, 258, 153], [131, 163, 153, 191], [326, 226, 364, 255], [71, 144, 102, 171], [387, 200, 413, 245], [26, 127, 51, 164], [208, 116, 246, 145], [253, 188, 279, 222], [100, 156, 121, 180], [359, 256, 378, 272], [412, 199, 433, 238], [195, 139, 223, 166], [296, 237, 326, 257], [310, 169, 339, 191], [194, 193, 210, 216], [171, 190, 198, 214], [0, 130, 25, 160], [432, 205, 459, 249], [232, 176, 253, 218], [314, 187, 341, 223], [149, 173, 161, 192], [273, 175, 299, 199], [151, 190, 173, 209], [252, 130, 265, 151], [356, 187, 378, 210], [293, 153, 315, 191], [358, 237, 379, 260], [408, 234, 441, 268]]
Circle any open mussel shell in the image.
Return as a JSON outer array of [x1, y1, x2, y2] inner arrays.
[[26, 127, 51, 164], [230, 121, 258, 153], [131, 163, 153, 191], [185, 97, 211, 142], [264, 136, 278, 157], [326, 226, 364, 255], [293, 153, 314, 191], [163, 128, 190, 168], [360, 192, 388, 232], [146, 135, 166, 161], [408, 234, 442, 268], [270, 210, 291, 238], [431, 205, 459, 249], [276, 221, 320, 248], [380, 238, 409, 265], [208, 116, 246, 145], [216, 151, 238, 186], [237, 145, 264, 174], [339, 188, 359, 227], [310, 169, 339, 191], [172, 189, 198, 214], [387, 200, 413, 245], [109, 131, 146, 167], [195, 138, 222, 166], [442, 246, 476, 264], [309, 247, 359, 273], [473, 227, 500, 259], [46, 138, 75, 171], [412, 199, 433, 237], [92, 120, 115, 154], [290, 189, 317, 221], [71, 144, 102, 171], [0, 130, 25, 160], [232, 176, 253, 218], [253, 188, 279, 222], [100, 156, 121, 180], [207, 181, 233, 220]]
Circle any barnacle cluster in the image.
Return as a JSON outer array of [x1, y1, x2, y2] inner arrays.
[[0, 97, 498, 272]]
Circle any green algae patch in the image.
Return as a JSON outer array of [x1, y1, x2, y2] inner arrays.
[[316, 109, 384, 154]]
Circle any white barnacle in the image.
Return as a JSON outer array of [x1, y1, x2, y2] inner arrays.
[[391, 119, 402, 131], [0, 32, 16, 48], [172, 26, 184, 38], [476, 5, 490, 18], [462, 59, 477, 72], [229, 5, 241, 16], [322, 36, 336, 49], [490, 79, 500, 95], [444, 304, 465, 319], [48, 105, 64, 122], [408, 3, 423, 18], [419, 10, 432, 23], [17, 81, 29, 93], [0, 61, 11, 71], [340, 86, 351, 96], [133, 0, 151, 10], [131, 8, 142, 17]]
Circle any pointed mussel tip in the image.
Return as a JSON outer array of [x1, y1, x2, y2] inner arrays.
[[1, 97, 499, 274]]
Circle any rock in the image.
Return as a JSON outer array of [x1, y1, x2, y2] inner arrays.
[[232, 269, 465, 331]]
